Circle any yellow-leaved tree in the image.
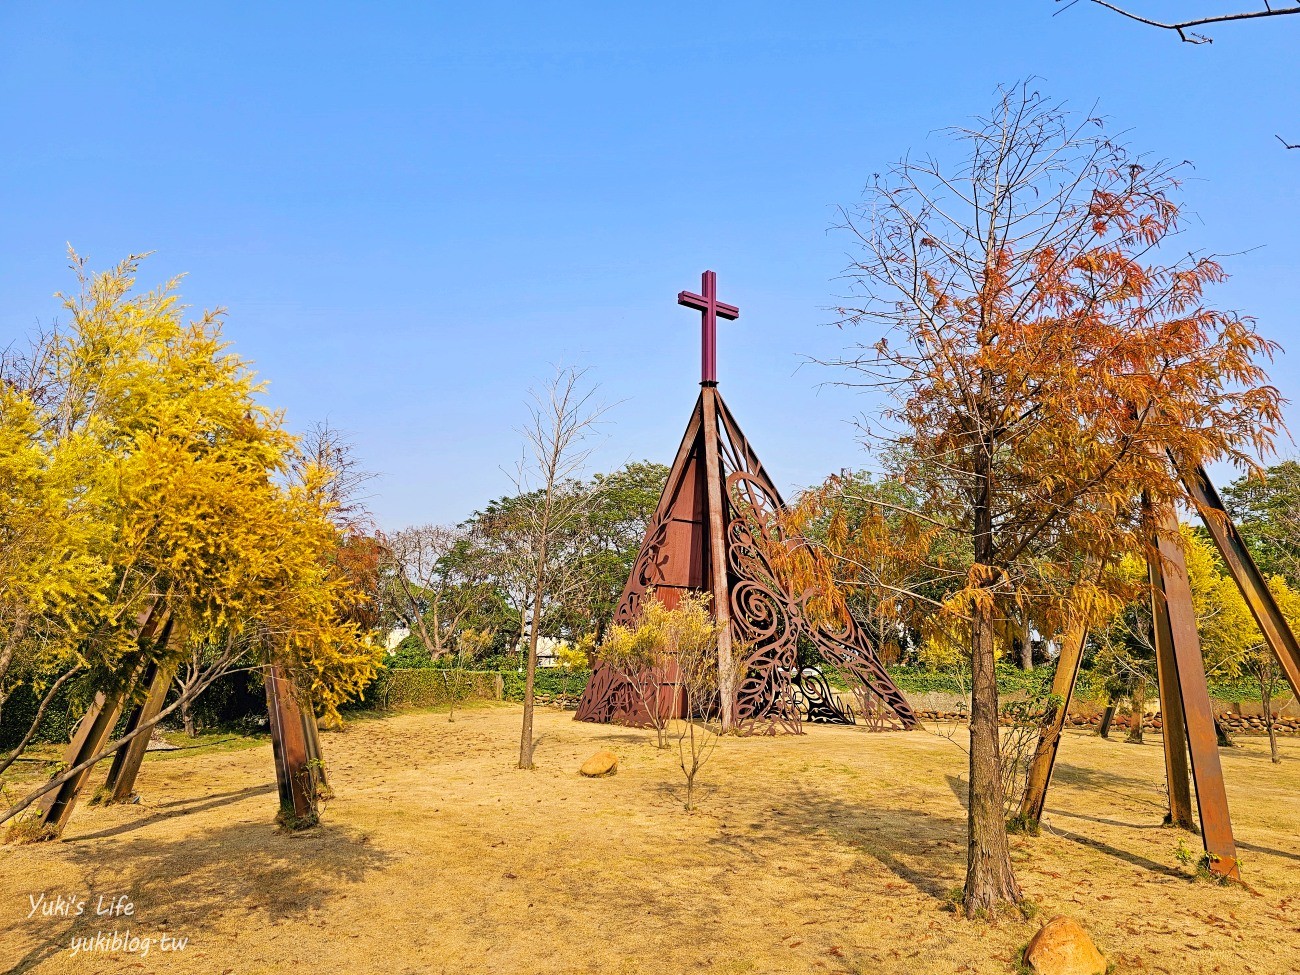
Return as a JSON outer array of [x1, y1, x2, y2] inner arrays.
[[0, 254, 382, 824]]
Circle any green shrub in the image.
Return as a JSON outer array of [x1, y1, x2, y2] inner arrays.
[[501, 668, 590, 702]]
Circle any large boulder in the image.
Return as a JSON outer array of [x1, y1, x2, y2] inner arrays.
[[579, 750, 618, 777], [1023, 916, 1107, 975]]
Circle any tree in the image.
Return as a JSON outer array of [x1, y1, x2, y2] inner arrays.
[[825, 85, 1281, 916], [581, 462, 669, 639], [794, 468, 960, 667], [444, 627, 492, 723], [664, 593, 739, 812], [383, 524, 488, 663], [510, 367, 610, 770], [596, 599, 675, 749], [1240, 576, 1300, 762], [0, 255, 382, 828], [1221, 461, 1300, 585]]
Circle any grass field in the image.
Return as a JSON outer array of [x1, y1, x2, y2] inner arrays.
[[2, 703, 1298, 974]]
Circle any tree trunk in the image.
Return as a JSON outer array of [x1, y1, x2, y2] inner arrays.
[[964, 597, 1021, 916], [181, 697, 196, 738], [0, 605, 31, 702], [1018, 615, 1033, 671], [1263, 685, 1280, 764], [1126, 680, 1145, 744], [518, 565, 546, 769]]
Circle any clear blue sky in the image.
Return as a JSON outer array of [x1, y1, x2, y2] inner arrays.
[[2, 2, 1296, 529]]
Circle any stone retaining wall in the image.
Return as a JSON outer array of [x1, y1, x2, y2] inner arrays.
[[903, 689, 1300, 736]]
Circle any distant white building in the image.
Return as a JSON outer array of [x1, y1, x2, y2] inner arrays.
[[385, 626, 411, 651], [516, 635, 566, 668]]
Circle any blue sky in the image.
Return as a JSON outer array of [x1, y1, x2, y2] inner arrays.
[[2, 2, 1296, 529]]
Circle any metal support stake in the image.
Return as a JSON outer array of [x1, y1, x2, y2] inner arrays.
[[1180, 458, 1300, 702], [1149, 499, 1240, 879], [1019, 623, 1088, 824], [265, 664, 317, 824], [36, 603, 163, 835], [102, 619, 180, 803]]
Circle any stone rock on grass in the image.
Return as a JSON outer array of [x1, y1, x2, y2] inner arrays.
[[1023, 916, 1107, 975], [579, 750, 618, 777]]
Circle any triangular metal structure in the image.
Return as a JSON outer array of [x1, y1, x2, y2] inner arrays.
[[575, 378, 918, 734]]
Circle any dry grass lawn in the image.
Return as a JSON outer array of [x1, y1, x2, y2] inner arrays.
[[2, 703, 1299, 975]]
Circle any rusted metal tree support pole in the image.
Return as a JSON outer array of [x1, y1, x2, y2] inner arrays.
[[1179, 458, 1300, 702], [36, 603, 163, 835], [1019, 623, 1088, 825], [1148, 500, 1240, 879], [102, 617, 179, 803], [1145, 506, 1197, 831], [300, 703, 329, 794], [265, 664, 318, 825]]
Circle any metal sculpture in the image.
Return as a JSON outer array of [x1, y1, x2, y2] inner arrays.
[[1020, 456, 1300, 880], [575, 271, 917, 734], [792, 668, 857, 724]]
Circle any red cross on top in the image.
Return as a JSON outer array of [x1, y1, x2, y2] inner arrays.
[[678, 270, 739, 386]]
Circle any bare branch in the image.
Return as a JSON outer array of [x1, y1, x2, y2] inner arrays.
[[1061, 0, 1300, 44]]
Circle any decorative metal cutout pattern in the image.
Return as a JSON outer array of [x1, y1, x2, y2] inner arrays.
[[577, 388, 918, 735], [853, 685, 905, 732], [793, 668, 857, 724], [574, 663, 656, 727], [725, 473, 803, 736], [724, 470, 919, 734], [613, 511, 671, 625]]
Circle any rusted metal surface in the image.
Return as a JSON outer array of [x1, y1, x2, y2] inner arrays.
[[702, 386, 738, 731], [301, 704, 329, 794], [265, 664, 316, 822], [1179, 456, 1300, 703], [854, 686, 906, 732], [1144, 495, 1197, 831], [677, 269, 739, 384], [1018, 623, 1087, 824], [575, 393, 706, 726], [38, 602, 163, 835], [577, 272, 916, 734], [103, 617, 179, 803], [1150, 499, 1240, 879], [793, 668, 856, 724]]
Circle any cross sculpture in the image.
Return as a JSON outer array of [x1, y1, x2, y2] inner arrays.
[[678, 269, 739, 386]]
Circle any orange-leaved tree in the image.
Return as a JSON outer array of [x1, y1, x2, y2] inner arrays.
[[822, 83, 1281, 917]]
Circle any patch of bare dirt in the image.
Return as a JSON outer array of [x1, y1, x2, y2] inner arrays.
[[2, 704, 1298, 974]]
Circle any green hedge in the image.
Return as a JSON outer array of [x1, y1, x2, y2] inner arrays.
[[0, 680, 86, 749], [882, 664, 1058, 698], [501, 668, 590, 702], [367, 669, 504, 710]]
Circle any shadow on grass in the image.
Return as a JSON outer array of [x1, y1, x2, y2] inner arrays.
[[1235, 839, 1300, 864], [66, 783, 278, 841], [1041, 806, 1167, 832], [1038, 817, 1182, 876], [650, 779, 720, 812], [1049, 760, 1166, 801], [704, 785, 966, 901], [585, 731, 653, 747], [5, 819, 392, 974], [735, 774, 1201, 902]]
